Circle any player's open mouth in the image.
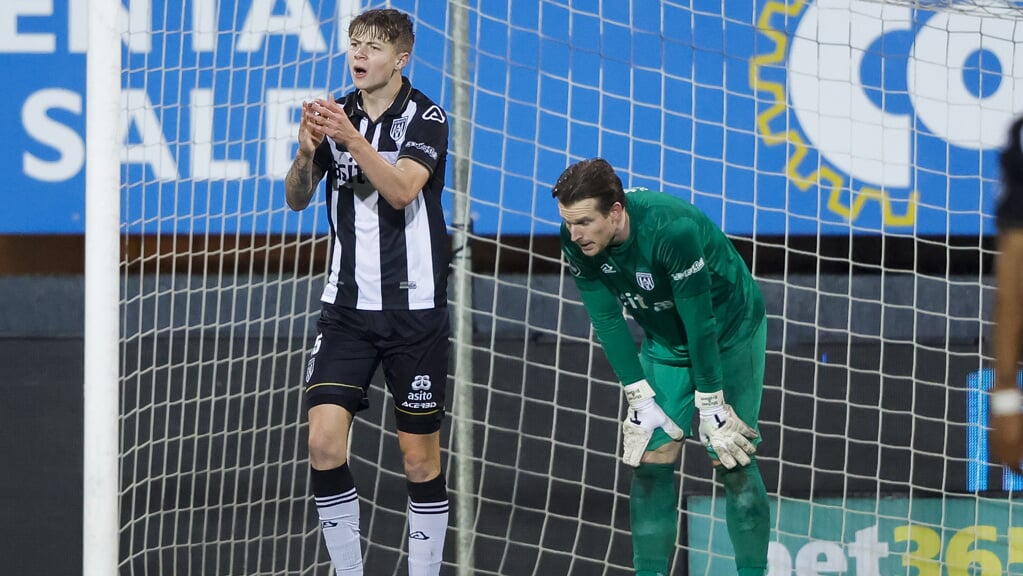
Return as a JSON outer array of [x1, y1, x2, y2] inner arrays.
[[353, 66, 367, 77]]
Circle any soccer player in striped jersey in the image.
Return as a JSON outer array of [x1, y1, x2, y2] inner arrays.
[[990, 116, 1023, 472], [553, 158, 770, 576], [284, 9, 450, 576]]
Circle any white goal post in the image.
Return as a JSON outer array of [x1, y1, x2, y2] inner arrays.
[[84, 0, 1020, 575], [84, 1, 122, 576]]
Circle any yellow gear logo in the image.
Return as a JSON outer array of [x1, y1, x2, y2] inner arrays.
[[751, 0, 918, 227]]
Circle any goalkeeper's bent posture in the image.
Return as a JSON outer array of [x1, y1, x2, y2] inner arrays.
[[553, 158, 770, 576]]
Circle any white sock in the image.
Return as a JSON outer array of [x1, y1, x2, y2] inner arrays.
[[316, 488, 363, 575], [407, 496, 449, 575]]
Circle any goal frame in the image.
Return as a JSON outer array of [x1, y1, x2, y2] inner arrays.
[[83, 0, 122, 575]]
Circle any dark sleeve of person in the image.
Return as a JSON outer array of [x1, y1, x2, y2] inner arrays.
[[561, 228, 646, 386], [657, 220, 724, 394], [574, 274, 647, 386], [998, 116, 1023, 230], [398, 104, 448, 174]]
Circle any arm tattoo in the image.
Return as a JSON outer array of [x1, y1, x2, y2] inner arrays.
[[285, 156, 325, 210]]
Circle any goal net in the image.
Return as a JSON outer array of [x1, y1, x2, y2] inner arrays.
[[104, 0, 1016, 574]]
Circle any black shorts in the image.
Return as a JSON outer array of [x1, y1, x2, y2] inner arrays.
[[304, 304, 450, 434]]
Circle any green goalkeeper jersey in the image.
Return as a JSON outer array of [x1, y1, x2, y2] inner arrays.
[[561, 188, 765, 393]]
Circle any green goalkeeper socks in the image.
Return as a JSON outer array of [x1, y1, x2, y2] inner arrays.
[[719, 460, 770, 576], [629, 461, 768, 575], [630, 462, 678, 575]]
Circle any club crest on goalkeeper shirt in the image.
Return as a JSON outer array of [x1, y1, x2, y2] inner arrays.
[[635, 272, 655, 291]]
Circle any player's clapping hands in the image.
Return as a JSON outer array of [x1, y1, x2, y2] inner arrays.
[[309, 98, 362, 148], [695, 390, 758, 469], [297, 101, 325, 156]]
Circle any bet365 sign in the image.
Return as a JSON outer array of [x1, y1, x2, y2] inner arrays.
[[690, 495, 1023, 575]]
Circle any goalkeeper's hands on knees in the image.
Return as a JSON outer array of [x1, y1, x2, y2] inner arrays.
[[621, 380, 684, 467], [695, 390, 758, 469]]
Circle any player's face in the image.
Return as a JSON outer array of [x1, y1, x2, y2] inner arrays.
[[348, 32, 407, 94], [559, 198, 622, 256]]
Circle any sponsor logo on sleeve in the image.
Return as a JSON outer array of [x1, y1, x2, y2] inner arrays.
[[404, 140, 438, 160], [670, 258, 705, 282]]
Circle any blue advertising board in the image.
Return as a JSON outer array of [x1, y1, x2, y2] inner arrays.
[[0, 0, 1011, 235], [968, 368, 1023, 492]]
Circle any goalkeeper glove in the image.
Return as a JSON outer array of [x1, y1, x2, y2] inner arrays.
[[695, 390, 758, 469], [621, 380, 684, 467]]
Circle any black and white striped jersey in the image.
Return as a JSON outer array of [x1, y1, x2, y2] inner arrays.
[[312, 77, 449, 310]]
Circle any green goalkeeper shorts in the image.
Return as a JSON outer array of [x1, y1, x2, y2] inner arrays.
[[641, 316, 767, 456]]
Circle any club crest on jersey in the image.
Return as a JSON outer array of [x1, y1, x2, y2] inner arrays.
[[636, 272, 655, 291], [390, 116, 408, 141]]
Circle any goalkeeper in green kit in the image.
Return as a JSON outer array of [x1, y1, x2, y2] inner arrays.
[[553, 158, 770, 576]]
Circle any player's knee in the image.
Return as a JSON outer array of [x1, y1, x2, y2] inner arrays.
[[719, 462, 769, 513], [397, 427, 442, 481], [640, 451, 675, 465], [307, 404, 353, 467], [640, 441, 682, 465], [402, 451, 441, 482], [307, 426, 348, 468]]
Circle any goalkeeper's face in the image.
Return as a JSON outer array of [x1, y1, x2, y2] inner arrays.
[[559, 198, 624, 256]]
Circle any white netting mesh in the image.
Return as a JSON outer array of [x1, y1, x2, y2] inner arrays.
[[113, 1, 1017, 574]]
